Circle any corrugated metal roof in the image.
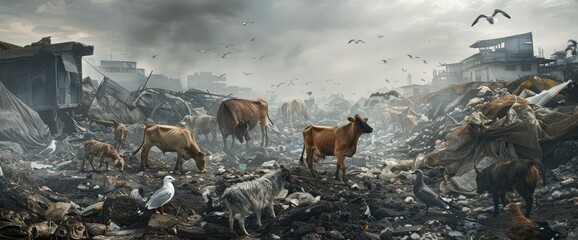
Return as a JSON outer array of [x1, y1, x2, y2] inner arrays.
[[469, 32, 532, 48], [0, 41, 22, 50], [0, 41, 93, 60]]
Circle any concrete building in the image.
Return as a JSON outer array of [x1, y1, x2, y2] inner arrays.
[[147, 74, 182, 92], [432, 63, 463, 91], [98, 60, 146, 91], [538, 50, 578, 81], [398, 84, 431, 97], [187, 72, 226, 94], [461, 32, 545, 82]]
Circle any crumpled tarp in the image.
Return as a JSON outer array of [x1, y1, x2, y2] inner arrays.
[[424, 94, 578, 193], [0, 81, 51, 151]]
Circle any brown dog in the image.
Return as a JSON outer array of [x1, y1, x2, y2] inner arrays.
[[112, 120, 128, 152], [83, 140, 124, 172]]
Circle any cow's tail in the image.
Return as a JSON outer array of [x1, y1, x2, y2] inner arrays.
[[299, 144, 305, 164], [132, 125, 152, 156], [267, 112, 275, 126]]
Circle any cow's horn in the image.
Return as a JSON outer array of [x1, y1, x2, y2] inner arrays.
[[473, 160, 480, 174]]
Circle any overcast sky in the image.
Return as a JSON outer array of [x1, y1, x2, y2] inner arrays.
[[1, 0, 576, 101]]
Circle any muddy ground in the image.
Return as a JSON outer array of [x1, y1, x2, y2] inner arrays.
[[3, 120, 577, 240]]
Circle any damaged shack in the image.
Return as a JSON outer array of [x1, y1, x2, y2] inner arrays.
[[0, 39, 94, 134]]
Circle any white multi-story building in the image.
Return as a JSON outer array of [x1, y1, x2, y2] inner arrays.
[[98, 60, 146, 91]]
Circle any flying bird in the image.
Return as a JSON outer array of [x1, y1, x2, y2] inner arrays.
[[243, 72, 253, 76], [258, 55, 267, 60], [303, 81, 312, 85], [381, 59, 389, 63], [225, 44, 235, 48], [412, 169, 459, 215], [378, 35, 384, 38], [421, 78, 426, 82], [221, 52, 232, 58], [306, 91, 313, 96], [242, 21, 255, 26], [326, 79, 333, 82], [423, 60, 428, 64], [402, 68, 407, 72], [407, 54, 420, 59], [471, 9, 511, 27], [196, 48, 214, 54], [218, 73, 226, 78], [250, 37, 255, 42], [271, 82, 285, 88], [38, 139, 57, 156], [385, 79, 390, 83], [151, 55, 157, 58], [438, 62, 446, 67], [348, 39, 365, 44], [145, 176, 176, 214]]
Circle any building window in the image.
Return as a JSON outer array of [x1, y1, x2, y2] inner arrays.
[[505, 65, 516, 71], [521, 64, 532, 71]]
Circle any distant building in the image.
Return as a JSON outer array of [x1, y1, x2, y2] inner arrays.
[[432, 63, 463, 91], [98, 60, 146, 91], [187, 72, 226, 94], [538, 50, 578, 81], [147, 74, 182, 92], [398, 84, 431, 97], [460, 32, 545, 82], [0, 40, 93, 134]]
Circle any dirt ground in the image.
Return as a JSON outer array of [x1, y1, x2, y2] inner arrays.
[[12, 124, 575, 240]]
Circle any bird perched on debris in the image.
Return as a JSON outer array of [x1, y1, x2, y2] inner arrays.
[[145, 176, 175, 214], [131, 187, 148, 202], [505, 203, 561, 240], [412, 169, 459, 215], [38, 139, 57, 156], [471, 9, 511, 27]]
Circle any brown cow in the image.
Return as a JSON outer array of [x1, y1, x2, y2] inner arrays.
[[132, 124, 207, 173], [217, 98, 274, 150], [83, 140, 124, 172], [299, 114, 373, 182], [112, 120, 128, 151], [280, 102, 293, 126], [291, 99, 309, 122], [182, 114, 219, 142]]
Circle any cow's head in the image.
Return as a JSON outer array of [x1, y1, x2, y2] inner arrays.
[[114, 158, 125, 172], [187, 149, 207, 173], [348, 114, 373, 134], [474, 161, 491, 194], [234, 120, 251, 143]]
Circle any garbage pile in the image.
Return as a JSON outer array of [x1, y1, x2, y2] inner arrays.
[[0, 77, 577, 239]]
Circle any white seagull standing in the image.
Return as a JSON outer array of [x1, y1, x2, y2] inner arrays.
[[38, 139, 56, 156], [471, 9, 511, 27], [145, 176, 175, 214]]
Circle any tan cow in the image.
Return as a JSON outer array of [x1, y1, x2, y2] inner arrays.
[[217, 98, 274, 150], [182, 114, 219, 142], [280, 102, 293, 126], [299, 114, 373, 182], [112, 120, 128, 151], [132, 124, 207, 173], [83, 140, 124, 172], [291, 99, 309, 122]]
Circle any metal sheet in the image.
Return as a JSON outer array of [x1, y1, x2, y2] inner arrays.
[[61, 52, 78, 73]]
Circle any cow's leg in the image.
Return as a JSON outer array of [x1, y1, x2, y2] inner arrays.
[[175, 153, 184, 174], [81, 155, 88, 171], [306, 148, 317, 178], [222, 133, 228, 150], [89, 155, 97, 172], [230, 135, 236, 149], [141, 145, 151, 170], [335, 153, 347, 182], [269, 202, 276, 218], [239, 215, 249, 235], [212, 131, 217, 143], [256, 209, 262, 227], [260, 122, 268, 147]]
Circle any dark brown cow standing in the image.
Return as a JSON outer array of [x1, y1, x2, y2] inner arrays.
[[299, 114, 373, 182], [132, 124, 206, 173], [217, 98, 274, 150]]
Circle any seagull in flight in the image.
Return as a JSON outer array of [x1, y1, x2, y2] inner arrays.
[[258, 55, 267, 60], [381, 59, 389, 64], [438, 62, 446, 67], [348, 39, 365, 44], [243, 72, 253, 76], [151, 55, 157, 58], [242, 21, 255, 26], [303, 82, 312, 85], [225, 44, 235, 48], [196, 48, 214, 54], [251, 37, 255, 41], [378, 35, 384, 38], [421, 78, 426, 82], [402, 68, 408, 72], [221, 52, 232, 58], [471, 9, 511, 27], [270, 82, 285, 88], [218, 73, 226, 78], [407, 54, 417, 59], [423, 60, 428, 64], [306, 91, 313, 96], [385, 79, 390, 83]]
